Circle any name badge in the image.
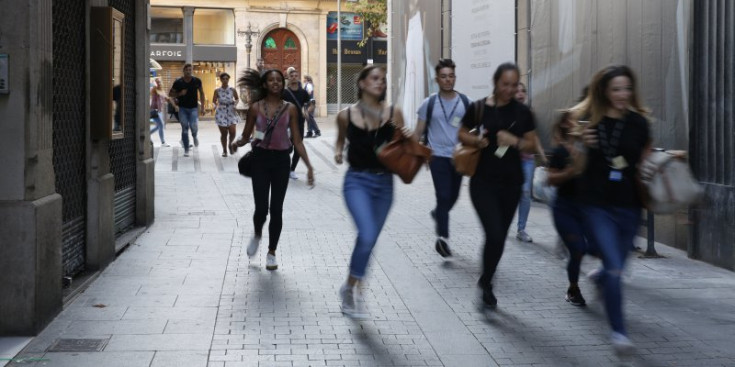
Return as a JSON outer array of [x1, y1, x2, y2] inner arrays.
[[254, 131, 265, 140], [494, 145, 509, 158], [451, 116, 462, 127], [609, 169, 623, 182], [612, 156, 628, 169]]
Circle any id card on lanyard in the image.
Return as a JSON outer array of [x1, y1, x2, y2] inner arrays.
[[598, 120, 627, 182]]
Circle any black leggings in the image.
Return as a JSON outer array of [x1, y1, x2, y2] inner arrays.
[[469, 179, 522, 287], [290, 121, 305, 171], [251, 148, 291, 251]]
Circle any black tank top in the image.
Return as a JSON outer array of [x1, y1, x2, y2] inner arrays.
[[346, 106, 395, 170]]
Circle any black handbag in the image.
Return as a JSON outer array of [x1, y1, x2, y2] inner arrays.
[[150, 109, 159, 119], [238, 151, 254, 177]]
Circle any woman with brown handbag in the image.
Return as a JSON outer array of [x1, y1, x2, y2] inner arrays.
[[457, 62, 539, 311], [334, 65, 413, 319]]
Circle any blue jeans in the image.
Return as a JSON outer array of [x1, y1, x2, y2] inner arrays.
[[552, 197, 589, 284], [306, 112, 320, 134], [582, 205, 640, 335], [150, 111, 165, 144], [517, 158, 535, 232], [429, 156, 462, 238], [343, 169, 394, 279], [178, 107, 199, 151]]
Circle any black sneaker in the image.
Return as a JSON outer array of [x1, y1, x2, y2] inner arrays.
[[565, 286, 586, 306], [480, 283, 497, 309], [305, 132, 314, 138], [315, 131, 321, 137], [435, 237, 452, 257]]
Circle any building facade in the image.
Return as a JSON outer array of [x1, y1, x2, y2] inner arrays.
[[150, 0, 387, 116], [391, 0, 734, 270], [0, 0, 154, 335]]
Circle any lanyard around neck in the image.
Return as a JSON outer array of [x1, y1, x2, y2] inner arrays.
[[598, 119, 625, 163], [437, 94, 460, 122]]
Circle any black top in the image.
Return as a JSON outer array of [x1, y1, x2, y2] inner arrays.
[[282, 86, 310, 124], [579, 112, 651, 207], [171, 77, 202, 108], [461, 99, 536, 185], [549, 145, 579, 199], [346, 107, 395, 171]]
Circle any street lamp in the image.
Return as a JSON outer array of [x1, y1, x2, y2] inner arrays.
[[237, 23, 260, 69], [237, 23, 261, 117]]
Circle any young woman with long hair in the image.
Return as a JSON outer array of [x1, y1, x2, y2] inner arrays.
[[231, 69, 315, 271], [334, 65, 411, 318], [547, 110, 589, 306], [457, 62, 539, 310], [573, 65, 651, 354]]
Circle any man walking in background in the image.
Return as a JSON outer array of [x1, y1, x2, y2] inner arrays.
[[169, 63, 205, 157], [282, 67, 311, 180], [414, 59, 471, 257]]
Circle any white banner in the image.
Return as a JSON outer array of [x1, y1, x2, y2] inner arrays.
[[451, 0, 516, 100]]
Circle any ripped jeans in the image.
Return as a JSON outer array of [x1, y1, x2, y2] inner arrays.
[[582, 204, 640, 335]]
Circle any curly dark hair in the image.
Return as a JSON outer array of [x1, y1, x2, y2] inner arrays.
[[237, 69, 285, 103]]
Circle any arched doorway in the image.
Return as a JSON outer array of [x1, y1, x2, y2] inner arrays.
[[261, 28, 301, 74]]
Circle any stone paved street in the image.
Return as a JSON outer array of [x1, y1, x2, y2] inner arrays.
[[7, 117, 735, 367]]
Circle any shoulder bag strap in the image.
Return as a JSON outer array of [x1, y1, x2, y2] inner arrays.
[[423, 94, 437, 143], [285, 88, 302, 110], [262, 103, 288, 148]]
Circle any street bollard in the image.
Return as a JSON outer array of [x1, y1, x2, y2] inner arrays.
[[642, 210, 661, 257]]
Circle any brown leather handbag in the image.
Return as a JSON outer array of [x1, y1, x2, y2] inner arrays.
[[377, 124, 433, 184], [452, 99, 485, 176]]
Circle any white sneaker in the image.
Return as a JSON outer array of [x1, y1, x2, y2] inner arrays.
[[161, 143, 170, 147], [193, 136, 199, 147], [266, 253, 278, 270], [611, 332, 635, 356], [339, 283, 368, 319], [246, 236, 261, 257], [183, 151, 189, 157], [516, 230, 533, 242], [289, 171, 298, 180]]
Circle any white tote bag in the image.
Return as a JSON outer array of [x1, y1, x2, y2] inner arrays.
[[532, 166, 557, 204]]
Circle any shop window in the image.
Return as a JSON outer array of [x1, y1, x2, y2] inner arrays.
[[150, 7, 183, 44], [284, 37, 297, 49], [193, 8, 235, 45], [264, 37, 277, 49]]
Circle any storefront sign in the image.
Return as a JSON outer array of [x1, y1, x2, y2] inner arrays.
[[150, 44, 186, 61], [149, 45, 237, 62], [193, 45, 237, 62], [327, 12, 364, 41], [327, 40, 387, 64]]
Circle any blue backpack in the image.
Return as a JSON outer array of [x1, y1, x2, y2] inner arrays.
[[423, 92, 470, 143]]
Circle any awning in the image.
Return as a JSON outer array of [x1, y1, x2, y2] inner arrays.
[[149, 58, 162, 70]]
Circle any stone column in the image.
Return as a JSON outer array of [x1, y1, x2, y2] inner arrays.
[[86, 0, 115, 273], [0, 0, 63, 335], [136, 0, 154, 227], [183, 7, 194, 65]]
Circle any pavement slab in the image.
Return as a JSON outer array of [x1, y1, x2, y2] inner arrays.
[[7, 118, 735, 367]]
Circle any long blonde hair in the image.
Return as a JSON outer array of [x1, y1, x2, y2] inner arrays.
[[572, 65, 649, 127]]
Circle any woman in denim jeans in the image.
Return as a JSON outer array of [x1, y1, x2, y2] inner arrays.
[[547, 111, 589, 306], [334, 65, 411, 319], [513, 82, 547, 243], [573, 65, 651, 355]]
